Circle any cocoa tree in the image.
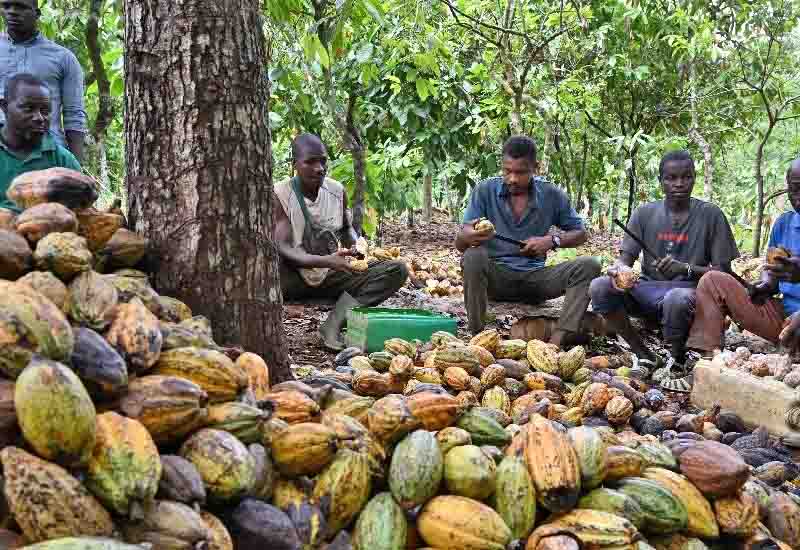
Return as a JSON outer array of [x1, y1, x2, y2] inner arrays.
[[124, 0, 291, 381]]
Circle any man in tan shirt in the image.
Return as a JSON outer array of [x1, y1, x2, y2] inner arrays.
[[274, 134, 408, 350]]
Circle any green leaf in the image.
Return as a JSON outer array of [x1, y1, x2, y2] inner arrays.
[[416, 78, 430, 101]]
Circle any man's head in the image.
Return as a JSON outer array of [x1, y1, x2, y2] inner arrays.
[[292, 133, 328, 190], [786, 158, 800, 213], [501, 135, 538, 196], [658, 150, 695, 201], [1, 0, 39, 39], [1, 73, 50, 144]]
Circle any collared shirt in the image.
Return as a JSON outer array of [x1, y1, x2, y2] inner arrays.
[[0, 130, 81, 212], [0, 32, 87, 146], [768, 211, 800, 316], [463, 176, 584, 271]]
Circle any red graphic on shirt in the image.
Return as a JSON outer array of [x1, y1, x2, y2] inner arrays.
[[657, 231, 689, 244]]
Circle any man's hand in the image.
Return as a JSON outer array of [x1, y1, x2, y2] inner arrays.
[[520, 236, 554, 258], [780, 312, 800, 355], [749, 279, 779, 305], [461, 219, 495, 248], [653, 255, 689, 280], [325, 250, 356, 273], [766, 255, 800, 283]]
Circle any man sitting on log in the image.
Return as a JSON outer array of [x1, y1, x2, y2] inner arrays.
[[590, 150, 739, 390], [455, 135, 601, 347], [687, 157, 800, 358], [274, 133, 408, 351], [0, 73, 80, 212]]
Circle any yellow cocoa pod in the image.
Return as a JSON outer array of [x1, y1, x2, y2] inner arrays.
[[271, 422, 338, 477], [469, 329, 500, 353]]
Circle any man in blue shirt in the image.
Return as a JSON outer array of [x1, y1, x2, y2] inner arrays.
[[456, 135, 601, 347], [687, 158, 800, 354], [0, 0, 87, 159]]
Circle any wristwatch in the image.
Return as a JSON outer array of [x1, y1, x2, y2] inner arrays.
[[551, 235, 561, 249]]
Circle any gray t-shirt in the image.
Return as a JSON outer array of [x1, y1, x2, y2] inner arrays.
[[621, 198, 739, 281]]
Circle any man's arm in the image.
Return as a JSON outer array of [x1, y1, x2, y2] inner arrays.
[[60, 51, 87, 162], [65, 131, 84, 163], [273, 193, 353, 272]]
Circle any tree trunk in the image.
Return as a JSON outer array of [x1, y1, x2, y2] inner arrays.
[[86, 0, 113, 193], [539, 127, 551, 177], [625, 149, 637, 224], [346, 94, 366, 236], [97, 136, 109, 192], [689, 127, 714, 199], [688, 61, 713, 199], [753, 126, 774, 256], [423, 173, 432, 222], [350, 139, 366, 236], [124, 0, 291, 381], [510, 91, 523, 134], [407, 207, 414, 228]]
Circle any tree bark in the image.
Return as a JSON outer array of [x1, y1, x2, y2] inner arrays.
[[423, 173, 433, 222], [346, 95, 366, 236], [124, 0, 291, 381], [688, 62, 713, 199], [753, 124, 775, 256]]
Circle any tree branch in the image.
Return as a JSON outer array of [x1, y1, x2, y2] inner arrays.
[[438, 0, 529, 39], [584, 110, 613, 139]]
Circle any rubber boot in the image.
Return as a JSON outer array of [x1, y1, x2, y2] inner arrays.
[[319, 292, 361, 352]]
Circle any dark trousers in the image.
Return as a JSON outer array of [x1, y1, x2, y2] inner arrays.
[[590, 276, 696, 345], [462, 246, 601, 335], [280, 260, 408, 306]]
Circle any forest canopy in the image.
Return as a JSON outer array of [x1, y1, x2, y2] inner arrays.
[[45, 0, 800, 255]]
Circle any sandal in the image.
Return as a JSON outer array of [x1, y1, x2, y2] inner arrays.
[[660, 374, 693, 393], [659, 356, 694, 393]]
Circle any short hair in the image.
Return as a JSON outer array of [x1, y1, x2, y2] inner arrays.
[[5, 73, 47, 102], [291, 133, 325, 162], [658, 150, 694, 180], [786, 158, 800, 178], [502, 135, 537, 164]]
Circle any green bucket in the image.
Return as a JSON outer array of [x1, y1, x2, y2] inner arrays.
[[344, 307, 458, 352]]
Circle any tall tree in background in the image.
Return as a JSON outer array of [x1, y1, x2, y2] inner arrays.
[[124, 0, 291, 381]]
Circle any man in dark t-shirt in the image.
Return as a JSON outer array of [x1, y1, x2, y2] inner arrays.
[[590, 150, 739, 386]]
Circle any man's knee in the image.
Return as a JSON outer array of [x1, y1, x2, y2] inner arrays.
[[589, 275, 623, 313], [696, 270, 736, 296], [662, 288, 695, 314], [385, 260, 409, 289], [462, 246, 489, 274]]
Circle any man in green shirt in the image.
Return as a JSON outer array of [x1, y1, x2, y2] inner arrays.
[[0, 72, 80, 212]]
